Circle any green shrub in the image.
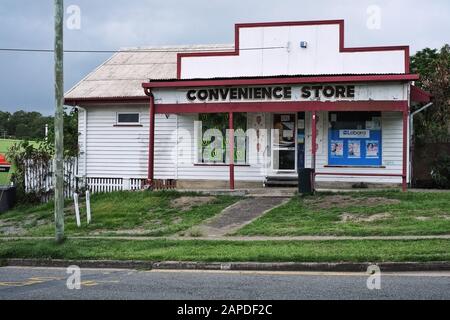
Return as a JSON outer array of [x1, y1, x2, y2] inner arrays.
[[431, 154, 450, 189]]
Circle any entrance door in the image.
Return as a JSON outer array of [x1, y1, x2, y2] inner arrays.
[[272, 114, 296, 172]]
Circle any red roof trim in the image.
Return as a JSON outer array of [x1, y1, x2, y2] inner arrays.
[[177, 19, 410, 79], [154, 101, 408, 114], [411, 85, 432, 103], [143, 74, 419, 89]]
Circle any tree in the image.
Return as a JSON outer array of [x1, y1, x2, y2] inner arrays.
[[46, 107, 79, 157], [0, 110, 52, 140], [411, 44, 450, 143]]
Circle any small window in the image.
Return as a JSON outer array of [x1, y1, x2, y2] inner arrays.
[[117, 113, 140, 125]]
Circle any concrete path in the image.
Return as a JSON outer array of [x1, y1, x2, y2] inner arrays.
[[186, 197, 290, 237]]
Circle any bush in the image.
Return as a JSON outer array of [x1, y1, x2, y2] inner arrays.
[[6, 140, 54, 204], [431, 154, 450, 189]]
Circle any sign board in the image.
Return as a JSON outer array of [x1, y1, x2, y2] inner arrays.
[[329, 130, 382, 166], [339, 130, 370, 139], [186, 85, 356, 102]]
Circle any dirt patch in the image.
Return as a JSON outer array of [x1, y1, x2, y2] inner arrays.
[[172, 217, 183, 224], [415, 214, 450, 221], [305, 195, 400, 210], [0, 225, 26, 236], [339, 212, 392, 223], [90, 228, 151, 236], [170, 196, 217, 212], [415, 216, 431, 221]]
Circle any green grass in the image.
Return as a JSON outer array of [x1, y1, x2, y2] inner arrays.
[[0, 139, 22, 154], [0, 139, 38, 185], [0, 190, 241, 237], [0, 239, 449, 262], [235, 190, 450, 237]]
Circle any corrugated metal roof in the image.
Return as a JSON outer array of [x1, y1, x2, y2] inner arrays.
[[64, 44, 234, 100]]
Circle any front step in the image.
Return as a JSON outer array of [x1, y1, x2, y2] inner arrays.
[[264, 176, 298, 187]]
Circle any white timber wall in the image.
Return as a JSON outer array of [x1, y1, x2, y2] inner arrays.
[[79, 107, 408, 185], [78, 104, 177, 180], [181, 24, 406, 78]]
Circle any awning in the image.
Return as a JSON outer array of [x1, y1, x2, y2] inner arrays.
[[411, 85, 432, 103]]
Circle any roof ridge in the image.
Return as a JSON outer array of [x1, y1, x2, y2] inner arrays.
[[118, 44, 234, 51]]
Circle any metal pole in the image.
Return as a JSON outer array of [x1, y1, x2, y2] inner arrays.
[[54, 0, 65, 243], [402, 110, 408, 192]]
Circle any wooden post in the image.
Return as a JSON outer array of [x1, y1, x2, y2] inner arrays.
[[54, 0, 65, 243], [148, 94, 155, 187], [311, 111, 317, 191], [229, 112, 235, 190]]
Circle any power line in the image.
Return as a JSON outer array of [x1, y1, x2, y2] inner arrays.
[[0, 46, 286, 54]]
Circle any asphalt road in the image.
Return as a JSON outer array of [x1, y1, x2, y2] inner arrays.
[[0, 266, 449, 300]]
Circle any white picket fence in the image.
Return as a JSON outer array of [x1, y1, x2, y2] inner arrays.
[[24, 157, 147, 202], [24, 157, 78, 202], [85, 177, 147, 194]]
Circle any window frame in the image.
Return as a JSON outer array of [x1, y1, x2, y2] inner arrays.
[[115, 112, 141, 126], [195, 113, 249, 165], [327, 112, 383, 167]]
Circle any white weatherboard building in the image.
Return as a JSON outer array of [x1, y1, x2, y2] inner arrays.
[[65, 20, 431, 191]]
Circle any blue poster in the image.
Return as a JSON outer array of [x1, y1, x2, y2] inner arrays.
[[328, 130, 382, 166], [330, 140, 344, 158]]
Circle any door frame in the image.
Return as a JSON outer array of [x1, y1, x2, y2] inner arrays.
[[270, 112, 298, 174]]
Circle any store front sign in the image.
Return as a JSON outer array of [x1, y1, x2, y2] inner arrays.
[[187, 87, 292, 102], [339, 130, 370, 139], [186, 85, 356, 102]]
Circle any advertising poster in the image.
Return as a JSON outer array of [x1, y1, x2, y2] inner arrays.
[[366, 140, 380, 158], [330, 140, 344, 158], [348, 140, 361, 158]]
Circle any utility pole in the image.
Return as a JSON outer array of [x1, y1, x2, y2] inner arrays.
[[54, 0, 65, 243]]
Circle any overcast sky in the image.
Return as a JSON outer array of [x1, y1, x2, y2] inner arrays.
[[0, 0, 449, 115]]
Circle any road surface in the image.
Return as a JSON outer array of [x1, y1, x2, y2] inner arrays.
[[0, 266, 449, 300]]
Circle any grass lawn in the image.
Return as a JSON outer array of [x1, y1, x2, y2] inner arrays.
[[0, 190, 241, 237], [0, 238, 449, 262], [235, 190, 450, 237]]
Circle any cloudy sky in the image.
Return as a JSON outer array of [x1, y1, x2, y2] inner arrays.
[[0, 0, 449, 115]]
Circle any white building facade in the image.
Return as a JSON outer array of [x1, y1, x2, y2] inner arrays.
[[65, 20, 430, 191]]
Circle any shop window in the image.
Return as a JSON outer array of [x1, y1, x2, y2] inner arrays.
[[198, 113, 248, 164], [328, 112, 382, 166], [116, 112, 140, 125]]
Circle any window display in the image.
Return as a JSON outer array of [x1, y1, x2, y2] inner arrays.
[[328, 112, 382, 166]]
